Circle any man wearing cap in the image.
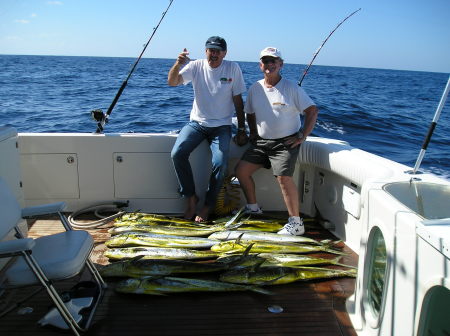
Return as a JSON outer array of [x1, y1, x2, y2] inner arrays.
[[235, 47, 318, 236], [168, 36, 248, 222]]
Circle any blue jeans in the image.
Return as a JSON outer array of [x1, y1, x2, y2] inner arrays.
[[171, 121, 231, 208]]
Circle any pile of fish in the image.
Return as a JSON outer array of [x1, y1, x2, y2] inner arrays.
[[101, 208, 357, 295]]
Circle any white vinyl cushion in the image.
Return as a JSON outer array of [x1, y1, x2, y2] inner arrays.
[[6, 230, 93, 286]]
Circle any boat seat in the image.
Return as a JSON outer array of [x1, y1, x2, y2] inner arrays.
[[0, 177, 106, 336]]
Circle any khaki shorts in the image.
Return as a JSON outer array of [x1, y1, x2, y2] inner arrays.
[[240, 135, 300, 176]]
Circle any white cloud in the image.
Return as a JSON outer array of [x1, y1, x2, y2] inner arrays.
[[31, 13, 37, 18], [14, 19, 30, 24]]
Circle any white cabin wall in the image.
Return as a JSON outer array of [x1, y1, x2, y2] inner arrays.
[[18, 133, 211, 213]]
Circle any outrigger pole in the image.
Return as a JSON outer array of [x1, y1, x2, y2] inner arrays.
[[411, 76, 450, 174], [298, 8, 361, 86], [93, 0, 174, 133]]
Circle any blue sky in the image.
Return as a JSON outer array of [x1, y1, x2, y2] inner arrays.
[[1, 0, 449, 73]]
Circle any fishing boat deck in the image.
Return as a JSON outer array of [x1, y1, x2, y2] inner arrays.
[[0, 214, 358, 336]]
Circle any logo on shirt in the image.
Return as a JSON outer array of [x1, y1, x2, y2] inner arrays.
[[220, 77, 233, 84]]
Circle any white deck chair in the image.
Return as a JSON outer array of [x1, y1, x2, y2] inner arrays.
[[0, 177, 106, 336]]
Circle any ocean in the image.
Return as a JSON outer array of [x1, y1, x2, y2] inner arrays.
[[0, 54, 449, 178]]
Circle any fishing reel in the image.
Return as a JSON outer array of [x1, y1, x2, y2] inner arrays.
[[91, 109, 108, 134], [91, 109, 107, 123]]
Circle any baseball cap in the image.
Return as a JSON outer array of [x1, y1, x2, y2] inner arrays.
[[205, 36, 227, 51], [260, 47, 282, 59]]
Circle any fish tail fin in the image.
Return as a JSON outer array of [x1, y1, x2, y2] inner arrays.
[[344, 268, 358, 277], [334, 262, 358, 269], [329, 256, 357, 269], [323, 247, 348, 255], [250, 286, 274, 295], [321, 242, 347, 255], [144, 290, 168, 296], [224, 207, 246, 228], [320, 239, 342, 246]]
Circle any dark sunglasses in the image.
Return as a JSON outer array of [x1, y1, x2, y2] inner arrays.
[[261, 57, 278, 64]]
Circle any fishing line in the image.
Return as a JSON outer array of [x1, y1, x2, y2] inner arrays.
[[92, 0, 174, 133], [298, 8, 361, 86]]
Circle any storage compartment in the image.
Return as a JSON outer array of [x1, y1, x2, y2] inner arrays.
[[113, 152, 180, 199], [21, 153, 80, 199]]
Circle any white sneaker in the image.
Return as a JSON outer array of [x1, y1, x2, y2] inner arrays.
[[232, 205, 263, 215], [277, 218, 305, 236]]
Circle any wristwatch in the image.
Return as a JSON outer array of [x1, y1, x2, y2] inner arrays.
[[298, 130, 305, 139]]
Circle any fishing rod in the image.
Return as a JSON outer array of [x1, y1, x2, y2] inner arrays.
[[92, 0, 174, 134], [298, 8, 361, 86], [410, 76, 450, 175]]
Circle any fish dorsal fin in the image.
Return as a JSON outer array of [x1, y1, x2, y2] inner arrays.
[[235, 232, 245, 245], [129, 255, 146, 265], [242, 242, 254, 257], [224, 243, 255, 267], [249, 258, 266, 272]]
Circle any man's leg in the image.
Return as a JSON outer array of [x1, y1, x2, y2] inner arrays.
[[171, 122, 205, 219], [276, 175, 305, 236], [196, 125, 231, 222], [235, 160, 263, 205], [276, 175, 299, 217]]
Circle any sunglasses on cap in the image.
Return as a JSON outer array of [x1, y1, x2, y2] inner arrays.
[[261, 57, 279, 64]]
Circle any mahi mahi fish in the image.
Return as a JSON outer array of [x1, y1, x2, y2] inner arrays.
[[100, 258, 226, 277], [220, 266, 357, 285], [257, 253, 354, 267], [115, 276, 272, 295], [120, 213, 195, 224], [105, 232, 218, 249], [217, 253, 346, 268], [109, 208, 246, 236], [208, 230, 321, 245], [104, 246, 219, 261], [210, 240, 345, 255], [108, 223, 240, 237], [113, 219, 211, 228]]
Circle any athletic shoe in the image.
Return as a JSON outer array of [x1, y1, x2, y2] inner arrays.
[[277, 218, 305, 236], [232, 205, 263, 215]]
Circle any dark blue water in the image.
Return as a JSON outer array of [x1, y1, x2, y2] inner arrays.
[[0, 55, 448, 178]]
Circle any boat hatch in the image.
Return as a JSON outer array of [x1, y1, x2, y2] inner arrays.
[[383, 182, 450, 219]]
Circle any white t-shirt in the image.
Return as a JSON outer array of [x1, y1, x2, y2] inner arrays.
[[245, 78, 315, 139], [180, 59, 246, 127]]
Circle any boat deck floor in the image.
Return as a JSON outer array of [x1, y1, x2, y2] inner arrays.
[[0, 214, 358, 336]]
